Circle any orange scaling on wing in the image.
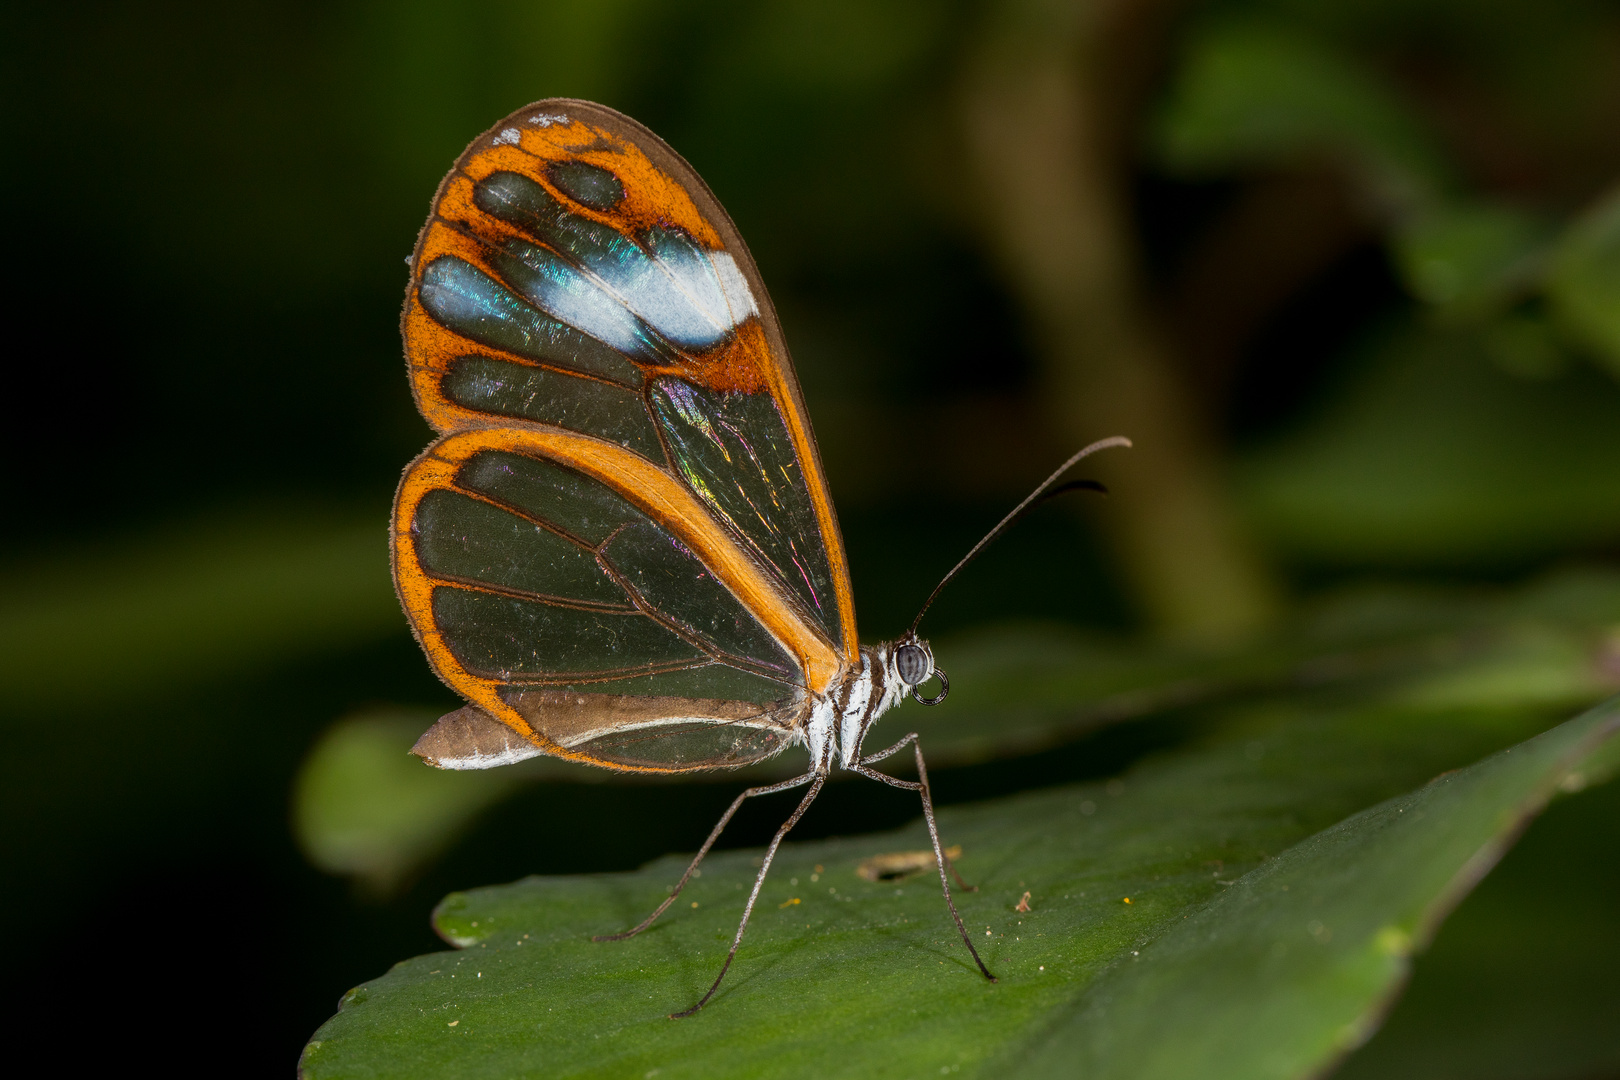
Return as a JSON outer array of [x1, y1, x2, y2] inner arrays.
[[518, 113, 862, 661], [437, 116, 722, 260], [432, 165, 552, 246], [393, 426, 848, 719], [400, 290, 506, 434], [504, 114, 724, 249], [391, 448, 540, 749], [641, 317, 771, 397], [749, 334, 858, 661]]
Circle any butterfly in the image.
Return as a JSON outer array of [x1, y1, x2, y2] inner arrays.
[[391, 98, 1128, 1016]]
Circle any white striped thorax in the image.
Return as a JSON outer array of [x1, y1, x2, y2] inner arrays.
[[802, 638, 940, 773]]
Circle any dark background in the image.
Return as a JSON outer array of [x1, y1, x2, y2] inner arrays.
[[4, 1, 1618, 1074]]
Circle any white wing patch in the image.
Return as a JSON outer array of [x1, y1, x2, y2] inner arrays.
[[492, 128, 522, 147], [428, 742, 545, 770], [712, 251, 760, 325], [556, 714, 778, 749], [520, 229, 759, 354], [524, 257, 651, 359]]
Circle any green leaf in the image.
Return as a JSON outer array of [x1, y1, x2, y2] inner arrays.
[[1478, 312, 1570, 381], [293, 709, 529, 897], [1548, 184, 1620, 379], [1152, 23, 1451, 215], [1008, 704, 1620, 1079], [1334, 774, 1620, 1078], [1390, 202, 1550, 316], [1237, 320, 1620, 566], [300, 641, 1620, 1076]]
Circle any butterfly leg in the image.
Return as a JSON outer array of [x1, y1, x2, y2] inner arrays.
[[857, 734, 976, 891], [851, 734, 997, 983], [594, 768, 821, 944], [671, 773, 827, 1018]]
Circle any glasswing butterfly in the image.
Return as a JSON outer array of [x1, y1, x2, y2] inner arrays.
[[392, 99, 1128, 1016]]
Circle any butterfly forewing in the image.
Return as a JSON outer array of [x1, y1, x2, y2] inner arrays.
[[395, 105, 856, 771]]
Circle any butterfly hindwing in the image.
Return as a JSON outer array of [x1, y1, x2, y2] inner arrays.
[[394, 421, 844, 771]]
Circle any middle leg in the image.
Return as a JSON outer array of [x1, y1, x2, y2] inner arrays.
[[594, 768, 819, 943], [671, 772, 827, 1017], [853, 733, 996, 982]]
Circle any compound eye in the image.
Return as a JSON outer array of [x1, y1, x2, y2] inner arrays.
[[895, 643, 930, 686]]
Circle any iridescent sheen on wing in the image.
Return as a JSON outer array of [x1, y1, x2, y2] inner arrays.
[[394, 99, 860, 772]]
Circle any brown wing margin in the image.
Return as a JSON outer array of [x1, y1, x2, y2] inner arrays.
[[402, 99, 860, 665], [392, 423, 845, 770]]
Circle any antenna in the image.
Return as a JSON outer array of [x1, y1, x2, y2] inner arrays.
[[906, 436, 1132, 638]]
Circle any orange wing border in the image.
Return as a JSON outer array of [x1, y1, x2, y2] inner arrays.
[[392, 423, 846, 771]]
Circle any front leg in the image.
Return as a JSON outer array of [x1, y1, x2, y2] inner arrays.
[[853, 734, 995, 982], [854, 732, 975, 891]]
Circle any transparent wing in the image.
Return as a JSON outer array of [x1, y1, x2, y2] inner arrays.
[[393, 426, 844, 772]]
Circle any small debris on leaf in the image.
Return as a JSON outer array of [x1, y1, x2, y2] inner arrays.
[[856, 845, 963, 882]]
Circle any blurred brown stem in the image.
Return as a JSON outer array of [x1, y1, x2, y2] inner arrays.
[[958, 0, 1282, 641]]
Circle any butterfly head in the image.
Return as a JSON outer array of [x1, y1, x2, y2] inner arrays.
[[893, 636, 948, 707]]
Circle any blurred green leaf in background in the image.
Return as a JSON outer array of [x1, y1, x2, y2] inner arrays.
[[1153, 22, 1453, 214], [293, 709, 528, 898], [0, 507, 396, 713], [1549, 185, 1620, 376]]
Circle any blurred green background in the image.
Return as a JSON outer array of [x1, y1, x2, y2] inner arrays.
[[4, 0, 1618, 1075]]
